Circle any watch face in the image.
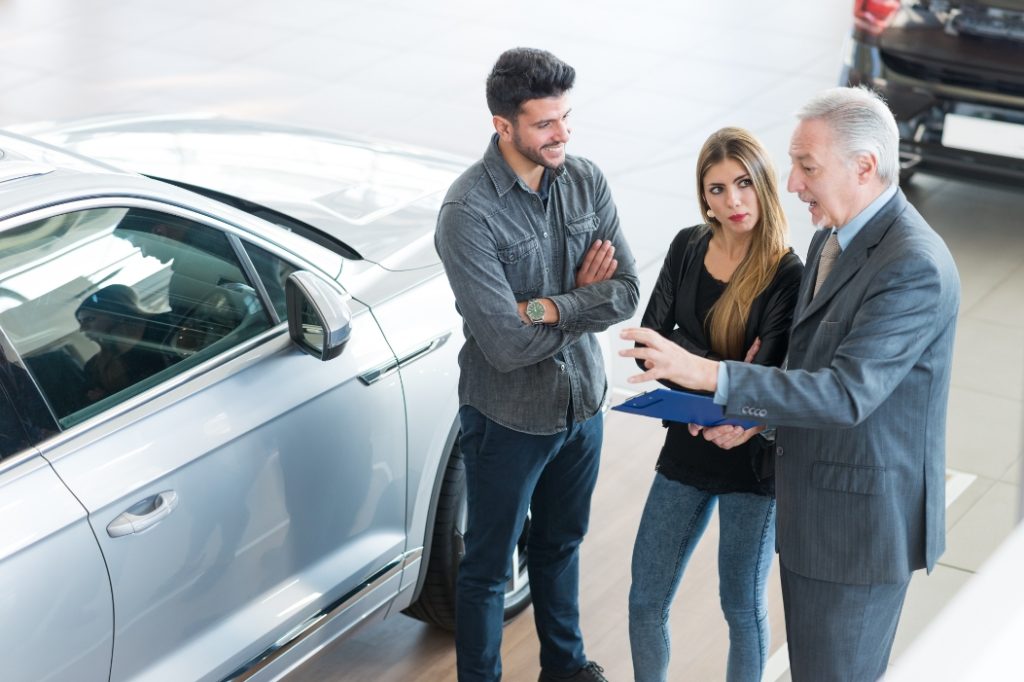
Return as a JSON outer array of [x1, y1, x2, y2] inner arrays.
[[526, 299, 545, 322]]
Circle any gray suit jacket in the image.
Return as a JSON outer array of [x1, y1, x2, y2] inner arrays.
[[724, 189, 960, 585]]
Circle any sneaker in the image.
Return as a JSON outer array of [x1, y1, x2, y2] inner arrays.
[[537, 661, 608, 682]]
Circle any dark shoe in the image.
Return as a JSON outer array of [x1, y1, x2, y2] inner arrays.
[[538, 661, 608, 682]]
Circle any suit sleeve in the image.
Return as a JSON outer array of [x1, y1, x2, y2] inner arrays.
[[723, 248, 959, 427]]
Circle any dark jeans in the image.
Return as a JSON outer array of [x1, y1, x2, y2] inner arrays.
[[455, 404, 603, 682]]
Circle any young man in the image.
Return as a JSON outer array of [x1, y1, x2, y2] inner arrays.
[[621, 87, 961, 681], [435, 47, 639, 682]]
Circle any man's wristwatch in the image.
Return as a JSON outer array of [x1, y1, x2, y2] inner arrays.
[[525, 298, 546, 325]]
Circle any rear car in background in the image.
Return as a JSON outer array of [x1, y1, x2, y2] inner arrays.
[[842, 0, 1024, 183]]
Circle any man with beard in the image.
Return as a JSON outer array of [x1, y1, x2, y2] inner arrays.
[[434, 47, 639, 682]]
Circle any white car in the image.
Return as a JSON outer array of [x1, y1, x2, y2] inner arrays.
[[0, 116, 531, 682]]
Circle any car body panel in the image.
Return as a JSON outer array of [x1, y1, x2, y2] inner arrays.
[[975, 0, 1024, 12], [366, 271, 465, 597], [0, 451, 114, 682]]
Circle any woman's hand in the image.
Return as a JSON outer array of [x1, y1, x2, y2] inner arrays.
[[688, 423, 765, 449]]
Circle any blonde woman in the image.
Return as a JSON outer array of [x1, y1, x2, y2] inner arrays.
[[628, 128, 803, 682]]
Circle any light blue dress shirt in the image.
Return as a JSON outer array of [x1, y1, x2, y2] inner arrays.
[[713, 184, 898, 405]]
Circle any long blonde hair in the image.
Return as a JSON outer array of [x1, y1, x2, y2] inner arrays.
[[696, 127, 789, 359]]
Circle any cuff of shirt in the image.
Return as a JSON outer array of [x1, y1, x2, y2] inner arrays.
[[714, 361, 730, 406], [547, 292, 578, 329]]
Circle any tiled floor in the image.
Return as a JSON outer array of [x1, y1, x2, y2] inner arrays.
[[3, 1, 1021, 679]]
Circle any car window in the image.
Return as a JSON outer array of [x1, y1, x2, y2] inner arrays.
[[0, 379, 29, 459], [242, 242, 298, 321], [0, 334, 60, 456], [0, 206, 273, 428]]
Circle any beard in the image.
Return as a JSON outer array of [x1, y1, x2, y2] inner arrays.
[[511, 128, 565, 171]]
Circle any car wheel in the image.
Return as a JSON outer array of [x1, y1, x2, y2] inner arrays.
[[404, 438, 532, 630]]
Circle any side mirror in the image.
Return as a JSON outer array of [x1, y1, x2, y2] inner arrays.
[[285, 271, 352, 361]]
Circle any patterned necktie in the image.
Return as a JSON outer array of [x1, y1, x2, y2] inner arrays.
[[813, 231, 841, 297]]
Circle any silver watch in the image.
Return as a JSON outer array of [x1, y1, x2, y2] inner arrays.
[[525, 298, 546, 324]]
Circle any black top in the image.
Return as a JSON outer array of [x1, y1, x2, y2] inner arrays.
[[638, 224, 804, 496], [696, 262, 727, 338]]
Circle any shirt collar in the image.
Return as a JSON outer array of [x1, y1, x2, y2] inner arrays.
[[833, 183, 898, 251], [482, 133, 566, 198]]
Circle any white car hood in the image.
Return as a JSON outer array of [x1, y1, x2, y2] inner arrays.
[[18, 115, 467, 270]]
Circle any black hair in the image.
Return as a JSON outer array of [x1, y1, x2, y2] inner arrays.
[[485, 47, 575, 120]]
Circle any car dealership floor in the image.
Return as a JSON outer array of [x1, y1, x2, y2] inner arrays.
[[2, 1, 1021, 680]]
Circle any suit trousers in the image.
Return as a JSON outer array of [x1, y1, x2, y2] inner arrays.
[[780, 563, 910, 682]]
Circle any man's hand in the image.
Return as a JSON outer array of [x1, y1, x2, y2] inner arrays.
[[619, 327, 718, 391], [688, 423, 765, 449], [686, 335, 764, 448], [576, 239, 617, 288]]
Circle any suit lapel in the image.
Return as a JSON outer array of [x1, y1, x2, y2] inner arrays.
[[795, 190, 909, 325]]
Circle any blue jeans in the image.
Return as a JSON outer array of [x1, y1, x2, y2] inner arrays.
[[455, 405, 603, 682], [629, 473, 776, 682]]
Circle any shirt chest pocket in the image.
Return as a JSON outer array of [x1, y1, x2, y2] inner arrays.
[[497, 235, 543, 297], [566, 213, 599, 267]]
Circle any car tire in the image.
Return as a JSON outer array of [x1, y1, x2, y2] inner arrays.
[[404, 439, 533, 630]]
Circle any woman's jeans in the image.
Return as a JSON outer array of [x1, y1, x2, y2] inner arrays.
[[629, 473, 776, 682]]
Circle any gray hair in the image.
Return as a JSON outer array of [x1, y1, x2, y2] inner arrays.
[[797, 86, 900, 186]]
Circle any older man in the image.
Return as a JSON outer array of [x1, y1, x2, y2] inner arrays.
[[621, 87, 960, 681]]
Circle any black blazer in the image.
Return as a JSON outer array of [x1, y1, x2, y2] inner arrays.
[[642, 224, 804, 369], [639, 224, 804, 494]]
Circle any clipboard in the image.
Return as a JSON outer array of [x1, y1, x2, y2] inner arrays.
[[612, 388, 759, 429]]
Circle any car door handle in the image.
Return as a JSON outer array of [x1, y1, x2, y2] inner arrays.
[[106, 490, 180, 538], [358, 332, 451, 385]]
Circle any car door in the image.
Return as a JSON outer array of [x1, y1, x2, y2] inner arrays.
[[0, 336, 114, 682], [0, 200, 407, 681]]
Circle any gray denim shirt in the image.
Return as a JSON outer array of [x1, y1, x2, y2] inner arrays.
[[435, 135, 639, 434]]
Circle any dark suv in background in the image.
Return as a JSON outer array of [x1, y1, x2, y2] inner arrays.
[[842, 0, 1024, 183]]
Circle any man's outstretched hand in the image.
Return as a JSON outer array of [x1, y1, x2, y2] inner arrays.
[[619, 327, 718, 392]]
